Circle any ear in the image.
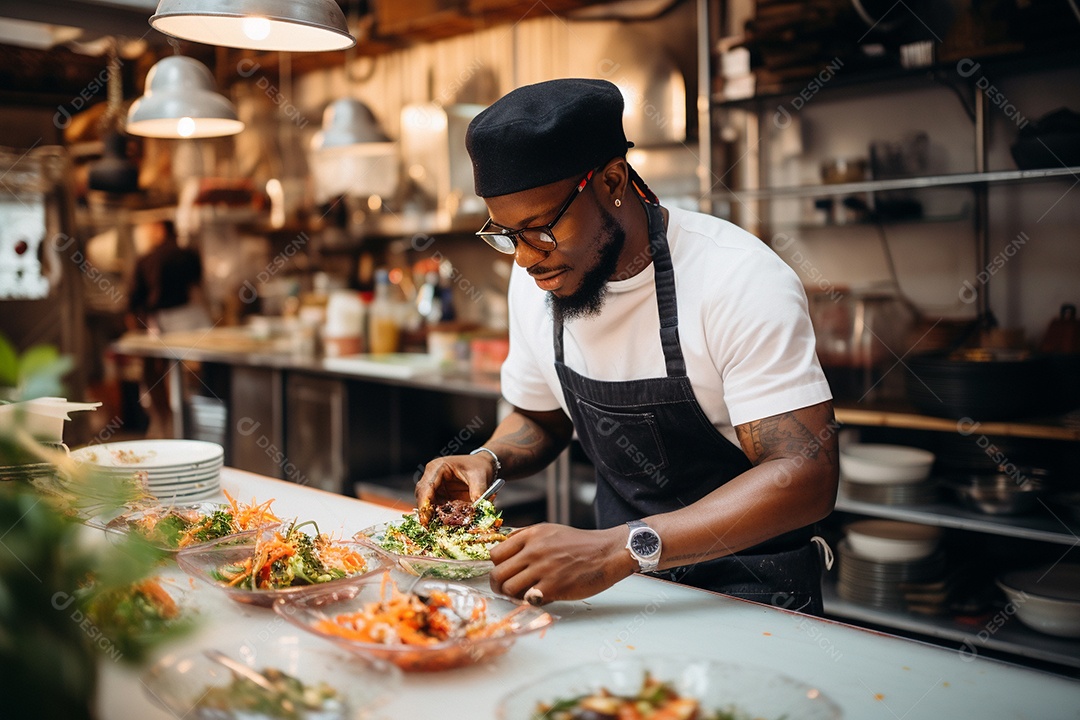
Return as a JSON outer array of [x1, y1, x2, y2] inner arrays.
[[596, 158, 629, 206]]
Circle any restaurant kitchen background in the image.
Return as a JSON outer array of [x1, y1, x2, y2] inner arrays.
[[1, 0, 1080, 674]]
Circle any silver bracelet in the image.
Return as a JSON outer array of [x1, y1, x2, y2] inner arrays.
[[469, 446, 501, 476]]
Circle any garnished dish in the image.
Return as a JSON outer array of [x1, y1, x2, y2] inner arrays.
[[194, 667, 344, 720], [177, 522, 386, 606], [274, 574, 554, 671], [357, 499, 511, 579], [105, 492, 279, 551], [532, 673, 766, 720], [82, 576, 193, 660], [497, 658, 842, 720], [212, 521, 369, 590], [314, 571, 527, 646], [141, 637, 401, 720]]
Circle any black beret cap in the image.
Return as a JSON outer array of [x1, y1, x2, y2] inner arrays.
[[466, 78, 633, 198]]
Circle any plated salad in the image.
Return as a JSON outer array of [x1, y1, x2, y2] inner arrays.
[[378, 499, 509, 562], [533, 673, 768, 720], [113, 491, 279, 550], [314, 572, 526, 647], [195, 667, 344, 720], [82, 577, 192, 660], [211, 521, 370, 591]]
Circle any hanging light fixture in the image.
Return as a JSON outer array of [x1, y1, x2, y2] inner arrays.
[[311, 98, 392, 151], [149, 0, 354, 52], [89, 39, 141, 193], [126, 55, 244, 139]]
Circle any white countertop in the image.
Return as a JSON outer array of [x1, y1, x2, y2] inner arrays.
[[97, 468, 1080, 719]]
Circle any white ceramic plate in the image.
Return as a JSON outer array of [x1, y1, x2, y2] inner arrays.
[[71, 440, 223, 471]]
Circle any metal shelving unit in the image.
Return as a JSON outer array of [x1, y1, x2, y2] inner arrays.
[[834, 493, 1080, 546], [823, 583, 1080, 670], [711, 165, 1080, 201]]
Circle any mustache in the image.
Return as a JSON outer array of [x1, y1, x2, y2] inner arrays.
[[528, 264, 571, 277]]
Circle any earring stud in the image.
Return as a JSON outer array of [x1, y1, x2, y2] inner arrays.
[[614, 198, 622, 208]]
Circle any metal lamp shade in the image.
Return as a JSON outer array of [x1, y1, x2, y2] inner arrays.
[[150, 0, 354, 52], [311, 98, 393, 152], [126, 56, 244, 138]]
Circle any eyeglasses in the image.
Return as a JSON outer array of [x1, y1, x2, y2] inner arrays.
[[476, 167, 599, 255]]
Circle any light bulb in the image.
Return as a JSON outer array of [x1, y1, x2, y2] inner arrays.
[[242, 16, 272, 41], [177, 116, 196, 137]]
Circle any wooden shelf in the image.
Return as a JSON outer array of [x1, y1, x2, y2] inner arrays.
[[834, 406, 1080, 442]]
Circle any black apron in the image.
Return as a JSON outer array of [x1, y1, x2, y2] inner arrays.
[[554, 201, 824, 615]]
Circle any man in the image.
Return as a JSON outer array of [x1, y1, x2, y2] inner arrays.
[[128, 220, 210, 438], [416, 78, 838, 614]]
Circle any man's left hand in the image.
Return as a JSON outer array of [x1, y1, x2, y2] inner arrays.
[[488, 523, 636, 604]]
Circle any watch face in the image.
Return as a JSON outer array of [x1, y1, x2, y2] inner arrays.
[[630, 529, 660, 557]]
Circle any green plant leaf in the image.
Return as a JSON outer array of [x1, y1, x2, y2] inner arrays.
[[0, 335, 17, 387], [18, 344, 61, 379]]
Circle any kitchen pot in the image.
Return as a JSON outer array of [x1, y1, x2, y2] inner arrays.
[[1040, 304, 1080, 413], [942, 472, 1049, 516], [809, 288, 917, 402]]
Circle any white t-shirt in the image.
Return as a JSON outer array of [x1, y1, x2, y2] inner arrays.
[[500, 206, 832, 445]]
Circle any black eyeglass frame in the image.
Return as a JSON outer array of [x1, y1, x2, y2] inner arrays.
[[475, 166, 600, 255]]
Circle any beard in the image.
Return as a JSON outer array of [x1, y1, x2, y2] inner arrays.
[[549, 207, 627, 322]]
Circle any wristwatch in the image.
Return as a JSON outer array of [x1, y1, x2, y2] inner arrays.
[[625, 520, 662, 572]]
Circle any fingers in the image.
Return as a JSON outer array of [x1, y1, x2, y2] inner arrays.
[[414, 455, 496, 511]]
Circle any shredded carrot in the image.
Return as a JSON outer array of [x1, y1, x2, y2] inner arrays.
[[313, 571, 526, 647]]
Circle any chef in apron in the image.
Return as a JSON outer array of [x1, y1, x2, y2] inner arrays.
[[415, 79, 838, 615]]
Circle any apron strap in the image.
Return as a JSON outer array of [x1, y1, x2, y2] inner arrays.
[[554, 201, 687, 378]]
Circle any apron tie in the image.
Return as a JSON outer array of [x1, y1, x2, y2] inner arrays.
[[811, 535, 834, 571]]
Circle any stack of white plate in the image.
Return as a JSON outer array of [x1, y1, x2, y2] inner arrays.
[[70, 440, 223, 502]]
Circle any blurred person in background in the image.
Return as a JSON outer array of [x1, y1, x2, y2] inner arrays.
[[127, 220, 211, 437]]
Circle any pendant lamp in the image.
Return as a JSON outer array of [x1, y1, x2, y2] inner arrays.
[[126, 56, 244, 139], [311, 98, 392, 151], [149, 0, 354, 52], [89, 41, 141, 193]]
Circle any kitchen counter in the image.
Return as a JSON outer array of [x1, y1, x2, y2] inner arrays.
[[97, 468, 1080, 719], [114, 330, 501, 399]]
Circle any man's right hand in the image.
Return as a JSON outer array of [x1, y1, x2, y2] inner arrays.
[[414, 453, 496, 526]]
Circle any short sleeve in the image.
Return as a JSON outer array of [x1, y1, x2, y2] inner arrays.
[[712, 253, 832, 427], [499, 268, 563, 412]]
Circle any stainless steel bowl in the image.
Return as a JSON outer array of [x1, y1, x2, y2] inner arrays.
[[943, 474, 1047, 516]]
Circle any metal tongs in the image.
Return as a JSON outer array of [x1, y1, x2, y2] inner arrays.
[[473, 477, 505, 506]]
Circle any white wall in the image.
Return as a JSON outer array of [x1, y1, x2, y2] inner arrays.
[[755, 65, 1080, 343]]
